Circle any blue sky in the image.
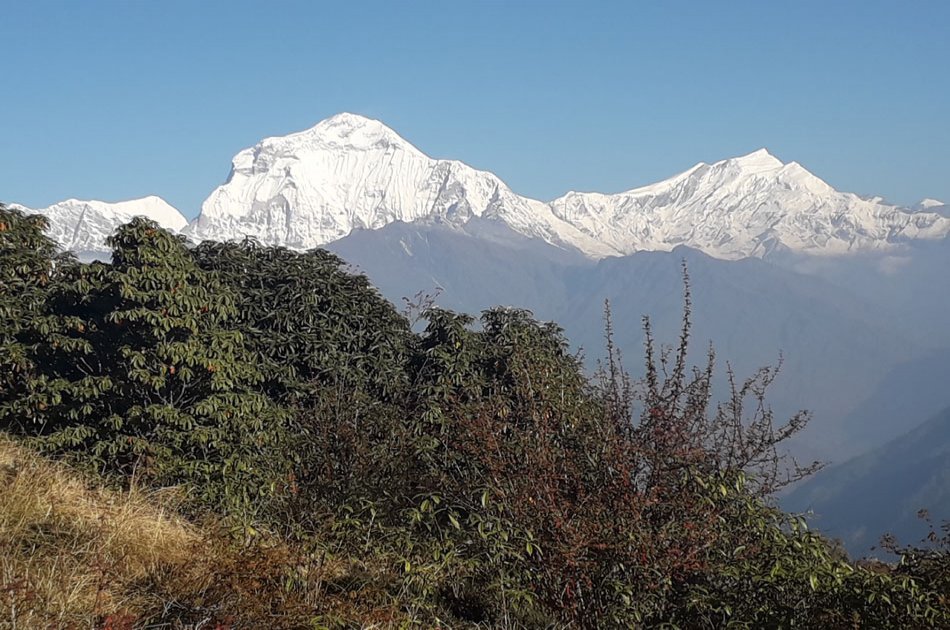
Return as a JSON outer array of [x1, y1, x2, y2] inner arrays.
[[2, 0, 948, 217]]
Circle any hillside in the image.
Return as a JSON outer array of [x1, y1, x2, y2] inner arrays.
[[0, 434, 201, 625], [784, 406, 950, 556]]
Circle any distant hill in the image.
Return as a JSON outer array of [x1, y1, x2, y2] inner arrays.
[[329, 222, 924, 463], [783, 406, 950, 557]]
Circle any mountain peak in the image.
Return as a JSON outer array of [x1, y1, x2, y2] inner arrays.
[[45, 196, 186, 228], [21, 195, 187, 255], [299, 112, 411, 151], [728, 148, 784, 171], [190, 113, 573, 251], [321, 112, 383, 127], [913, 198, 949, 216]]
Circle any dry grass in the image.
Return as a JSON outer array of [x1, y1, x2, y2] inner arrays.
[[0, 434, 202, 628], [0, 434, 418, 629]]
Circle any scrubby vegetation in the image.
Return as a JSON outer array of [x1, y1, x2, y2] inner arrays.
[[1, 203, 948, 628]]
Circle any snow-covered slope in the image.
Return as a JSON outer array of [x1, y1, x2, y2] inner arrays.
[[21, 113, 950, 261], [184, 113, 615, 257], [185, 114, 950, 260], [16, 196, 187, 255], [550, 150, 950, 259]]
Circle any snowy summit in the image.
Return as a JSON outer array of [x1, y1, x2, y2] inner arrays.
[[183, 113, 611, 256], [14, 196, 187, 255], [21, 113, 950, 260]]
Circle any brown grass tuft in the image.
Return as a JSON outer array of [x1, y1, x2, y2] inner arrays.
[[0, 434, 200, 628], [0, 435, 418, 629]]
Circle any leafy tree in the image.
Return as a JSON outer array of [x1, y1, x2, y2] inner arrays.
[[4, 219, 289, 516], [192, 239, 412, 404], [0, 205, 66, 427]]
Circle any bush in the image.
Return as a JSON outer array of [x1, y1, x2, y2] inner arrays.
[[292, 299, 950, 626], [2, 210, 947, 626], [0, 205, 67, 429], [1, 212, 291, 519], [191, 240, 413, 404]]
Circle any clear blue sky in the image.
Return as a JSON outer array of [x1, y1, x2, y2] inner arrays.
[[3, 0, 948, 217]]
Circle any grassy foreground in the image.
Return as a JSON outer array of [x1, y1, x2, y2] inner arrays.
[[0, 435, 418, 629]]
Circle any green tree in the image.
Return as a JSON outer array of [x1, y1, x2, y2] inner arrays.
[[0, 205, 67, 428], [6, 219, 289, 516], [192, 239, 412, 405]]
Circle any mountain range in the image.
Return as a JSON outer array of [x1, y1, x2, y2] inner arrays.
[[11, 196, 187, 257], [9, 113, 950, 553], [13, 113, 950, 261]]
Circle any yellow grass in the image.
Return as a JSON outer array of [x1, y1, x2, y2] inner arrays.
[[0, 434, 200, 628], [0, 434, 413, 629]]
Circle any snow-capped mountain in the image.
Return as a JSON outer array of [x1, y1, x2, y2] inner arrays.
[[19, 113, 950, 260], [913, 198, 949, 217], [183, 113, 950, 259], [184, 113, 615, 257], [550, 150, 950, 259], [14, 196, 187, 255]]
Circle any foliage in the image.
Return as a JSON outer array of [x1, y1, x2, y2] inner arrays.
[[660, 479, 948, 628], [881, 513, 950, 613], [191, 240, 413, 404], [0, 204, 67, 430], [1, 212, 290, 517], [1, 209, 947, 627]]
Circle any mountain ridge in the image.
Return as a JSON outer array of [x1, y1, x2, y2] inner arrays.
[[11, 196, 187, 255], [15, 113, 950, 259]]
